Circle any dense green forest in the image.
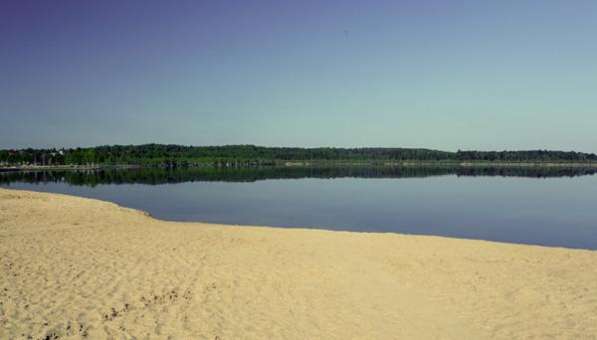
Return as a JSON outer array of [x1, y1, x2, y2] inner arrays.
[[1, 144, 596, 167]]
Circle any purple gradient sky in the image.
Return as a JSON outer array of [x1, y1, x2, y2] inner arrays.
[[1, 0, 596, 151]]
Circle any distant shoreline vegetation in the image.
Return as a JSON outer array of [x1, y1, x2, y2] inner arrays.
[[1, 144, 597, 168]]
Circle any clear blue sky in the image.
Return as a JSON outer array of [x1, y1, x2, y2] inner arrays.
[[1, 0, 596, 151]]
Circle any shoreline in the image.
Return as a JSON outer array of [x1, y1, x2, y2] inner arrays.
[[2, 160, 597, 172], [4, 187, 595, 252], [1, 186, 595, 251], [2, 188, 597, 339], [0, 164, 140, 172]]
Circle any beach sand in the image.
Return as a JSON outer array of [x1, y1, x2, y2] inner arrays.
[[1, 188, 596, 339]]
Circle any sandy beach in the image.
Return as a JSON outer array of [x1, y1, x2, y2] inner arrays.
[[1, 188, 596, 339]]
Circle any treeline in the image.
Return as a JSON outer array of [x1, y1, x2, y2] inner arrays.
[[456, 150, 597, 162], [1, 144, 596, 166]]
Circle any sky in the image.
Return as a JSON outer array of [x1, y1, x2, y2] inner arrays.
[[1, 0, 596, 152]]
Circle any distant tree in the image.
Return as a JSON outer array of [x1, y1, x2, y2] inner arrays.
[[1, 145, 596, 167]]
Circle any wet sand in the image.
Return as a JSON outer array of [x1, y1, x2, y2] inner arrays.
[[1, 188, 596, 339]]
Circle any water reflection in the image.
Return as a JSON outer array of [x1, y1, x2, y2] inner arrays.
[[1, 165, 596, 186]]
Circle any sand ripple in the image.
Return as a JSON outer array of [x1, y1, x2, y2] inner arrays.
[[1, 188, 596, 339]]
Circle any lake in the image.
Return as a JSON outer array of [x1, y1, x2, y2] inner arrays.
[[2, 166, 597, 249]]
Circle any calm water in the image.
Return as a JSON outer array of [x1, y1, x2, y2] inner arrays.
[[2, 166, 597, 249]]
